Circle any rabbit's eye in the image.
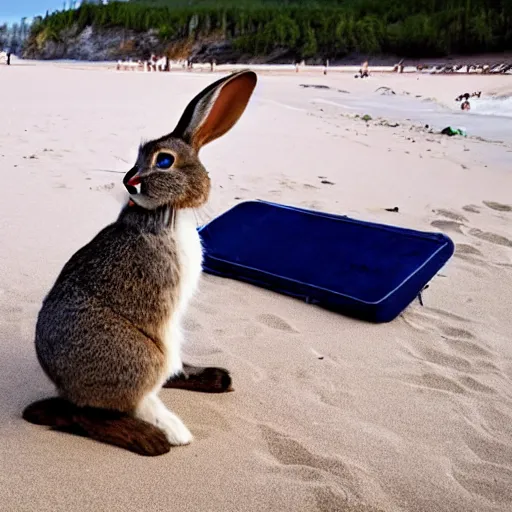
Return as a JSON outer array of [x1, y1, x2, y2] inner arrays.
[[155, 152, 174, 169]]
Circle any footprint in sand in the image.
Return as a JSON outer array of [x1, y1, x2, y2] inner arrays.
[[256, 313, 296, 332], [453, 460, 512, 505], [414, 345, 473, 372], [462, 204, 481, 214], [260, 425, 386, 509], [434, 209, 468, 223], [260, 425, 351, 480], [469, 228, 512, 248], [279, 179, 297, 190], [483, 200, 512, 212], [313, 487, 351, 512], [403, 372, 466, 394], [314, 487, 384, 512], [442, 337, 494, 359], [440, 331, 497, 362], [405, 310, 476, 345], [404, 309, 499, 374], [400, 369, 497, 396], [431, 220, 464, 234], [440, 325, 475, 340], [181, 317, 202, 332], [454, 427, 512, 503], [455, 244, 483, 257], [464, 429, 512, 468], [458, 375, 497, 394]]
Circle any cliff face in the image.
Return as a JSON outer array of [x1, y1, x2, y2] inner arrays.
[[23, 26, 162, 61], [22, 25, 297, 63]]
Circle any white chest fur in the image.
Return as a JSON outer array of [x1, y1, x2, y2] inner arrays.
[[174, 209, 203, 313], [161, 209, 203, 378]]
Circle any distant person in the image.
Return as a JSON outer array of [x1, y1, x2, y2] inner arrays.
[[360, 60, 369, 77], [355, 61, 369, 78], [461, 100, 471, 111], [149, 54, 157, 71], [7, 51, 11, 66], [456, 91, 481, 103], [455, 92, 470, 102], [393, 59, 404, 73]]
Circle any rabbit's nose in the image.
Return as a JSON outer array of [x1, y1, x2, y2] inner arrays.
[[126, 175, 140, 188], [123, 165, 140, 193], [124, 169, 142, 195]]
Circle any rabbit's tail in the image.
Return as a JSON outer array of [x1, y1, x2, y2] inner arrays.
[[22, 397, 171, 456]]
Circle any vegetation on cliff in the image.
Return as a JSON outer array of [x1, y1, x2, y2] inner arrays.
[[27, 0, 512, 60]]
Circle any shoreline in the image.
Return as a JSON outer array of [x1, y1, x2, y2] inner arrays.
[[5, 58, 511, 141], [9, 56, 512, 76]]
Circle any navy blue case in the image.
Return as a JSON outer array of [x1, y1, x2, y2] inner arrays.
[[198, 200, 454, 322]]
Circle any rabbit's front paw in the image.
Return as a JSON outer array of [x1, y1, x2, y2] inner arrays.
[[137, 394, 193, 446], [157, 412, 193, 446]]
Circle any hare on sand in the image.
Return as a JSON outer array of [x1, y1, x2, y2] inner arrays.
[[22, 70, 258, 456]]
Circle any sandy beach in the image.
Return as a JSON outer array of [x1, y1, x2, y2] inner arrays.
[[0, 62, 511, 512]]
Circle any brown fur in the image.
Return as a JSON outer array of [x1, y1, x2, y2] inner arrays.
[[163, 364, 233, 393], [125, 138, 211, 210], [23, 398, 171, 456], [35, 223, 177, 411]]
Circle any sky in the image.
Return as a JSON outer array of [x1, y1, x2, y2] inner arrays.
[[0, 1, 72, 26]]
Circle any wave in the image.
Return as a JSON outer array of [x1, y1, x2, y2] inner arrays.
[[470, 96, 512, 118]]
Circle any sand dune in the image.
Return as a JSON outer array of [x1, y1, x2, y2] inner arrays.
[[0, 63, 511, 512]]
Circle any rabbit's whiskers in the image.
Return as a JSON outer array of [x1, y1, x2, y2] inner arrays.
[[192, 205, 214, 228]]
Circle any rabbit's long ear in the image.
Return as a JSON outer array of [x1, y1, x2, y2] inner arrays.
[[172, 70, 257, 150]]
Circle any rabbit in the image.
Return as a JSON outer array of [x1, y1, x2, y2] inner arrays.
[[22, 69, 258, 456]]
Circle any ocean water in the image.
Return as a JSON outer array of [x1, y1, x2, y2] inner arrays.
[[305, 89, 512, 145], [470, 96, 512, 118], [15, 58, 512, 143]]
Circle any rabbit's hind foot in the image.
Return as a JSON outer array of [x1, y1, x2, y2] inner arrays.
[[163, 364, 233, 393]]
